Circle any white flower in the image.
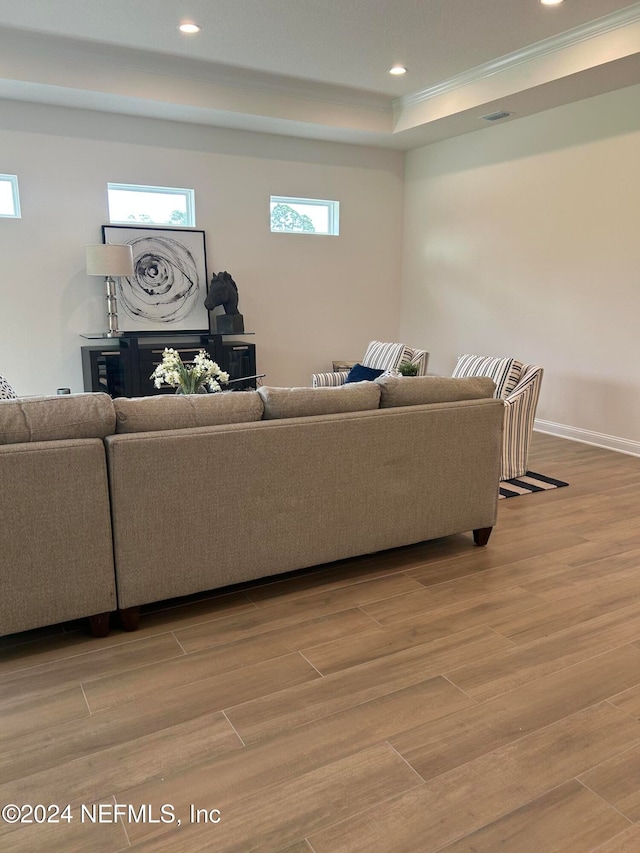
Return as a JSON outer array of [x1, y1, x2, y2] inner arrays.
[[150, 348, 229, 393]]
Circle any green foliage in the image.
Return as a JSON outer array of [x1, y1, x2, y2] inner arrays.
[[398, 361, 419, 376], [271, 203, 315, 232], [169, 209, 188, 225], [125, 211, 187, 225]]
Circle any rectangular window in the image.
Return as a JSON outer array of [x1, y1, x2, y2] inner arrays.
[[0, 174, 21, 218], [107, 183, 195, 227], [270, 196, 339, 235]]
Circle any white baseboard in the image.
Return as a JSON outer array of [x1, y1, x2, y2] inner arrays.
[[534, 419, 640, 458]]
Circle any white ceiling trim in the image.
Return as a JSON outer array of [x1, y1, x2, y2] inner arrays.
[[393, 3, 640, 133], [2, 7, 640, 150], [397, 2, 640, 109]]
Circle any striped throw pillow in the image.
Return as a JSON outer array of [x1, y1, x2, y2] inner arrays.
[[362, 341, 413, 372], [452, 354, 522, 399]]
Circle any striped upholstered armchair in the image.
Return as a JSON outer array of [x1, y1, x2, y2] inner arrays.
[[452, 354, 543, 480], [312, 340, 429, 388]]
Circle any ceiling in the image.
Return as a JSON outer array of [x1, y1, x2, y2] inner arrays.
[[1, 0, 640, 148]]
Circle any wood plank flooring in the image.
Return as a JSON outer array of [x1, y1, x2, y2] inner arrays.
[[2, 432, 640, 851]]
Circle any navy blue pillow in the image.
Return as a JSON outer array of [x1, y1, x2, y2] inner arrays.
[[345, 363, 385, 383]]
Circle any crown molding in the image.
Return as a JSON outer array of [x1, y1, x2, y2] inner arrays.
[[397, 3, 640, 109]]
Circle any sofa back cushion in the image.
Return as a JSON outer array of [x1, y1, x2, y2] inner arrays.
[[258, 383, 380, 419], [114, 391, 264, 434], [0, 392, 116, 445], [376, 375, 496, 408]]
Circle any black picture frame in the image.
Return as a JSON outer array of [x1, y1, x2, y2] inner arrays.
[[102, 225, 209, 333]]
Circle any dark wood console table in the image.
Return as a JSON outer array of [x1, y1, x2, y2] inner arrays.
[[81, 332, 257, 398]]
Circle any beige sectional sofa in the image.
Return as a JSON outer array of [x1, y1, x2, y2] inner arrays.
[[0, 376, 503, 637], [0, 394, 117, 637]]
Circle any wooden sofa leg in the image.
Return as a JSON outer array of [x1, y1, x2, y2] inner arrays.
[[119, 606, 140, 632], [473, 527, 493, 547], [88, 612, 111, 637]]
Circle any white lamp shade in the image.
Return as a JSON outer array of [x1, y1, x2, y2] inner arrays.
[[86, 243, 134, 276]]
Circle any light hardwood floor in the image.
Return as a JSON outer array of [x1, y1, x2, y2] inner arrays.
[[2, 432, 640, 852]]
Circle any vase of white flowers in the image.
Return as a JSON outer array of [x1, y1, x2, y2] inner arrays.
[[150, 348, 230, 394]]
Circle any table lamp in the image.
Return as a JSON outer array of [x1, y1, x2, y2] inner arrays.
[[86, 243, 134, 337]]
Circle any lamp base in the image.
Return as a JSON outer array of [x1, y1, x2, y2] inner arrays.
[[105, 276, 121, 339]]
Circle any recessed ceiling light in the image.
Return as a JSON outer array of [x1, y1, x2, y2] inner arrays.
[[179, 23, 202, 34], [389, 65, 407, 76], [540, 0, 563, 6]]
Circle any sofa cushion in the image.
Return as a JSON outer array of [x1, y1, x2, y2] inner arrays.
[[114, 391, 264, 434], [258, 383, 381, 419], [345, 363, 385, 384], [376, 375, 497, 408], [452, 354, 522, 399], [362, 341, 413, 372], [0, 393, 115, 445]]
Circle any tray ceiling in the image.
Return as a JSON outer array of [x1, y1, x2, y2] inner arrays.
[[1, 0, 640, 148]]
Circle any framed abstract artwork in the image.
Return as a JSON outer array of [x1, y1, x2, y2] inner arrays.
[[101, 225, 209, 333]]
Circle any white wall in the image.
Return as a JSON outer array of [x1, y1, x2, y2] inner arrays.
[[0, 100, 404, 394], [401, 83, 640, 454]]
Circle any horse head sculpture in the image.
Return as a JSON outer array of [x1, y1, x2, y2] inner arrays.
[[205, 271, 240, 315]]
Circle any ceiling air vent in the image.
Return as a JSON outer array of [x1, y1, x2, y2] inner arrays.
[[481, 110, 512, 122]]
